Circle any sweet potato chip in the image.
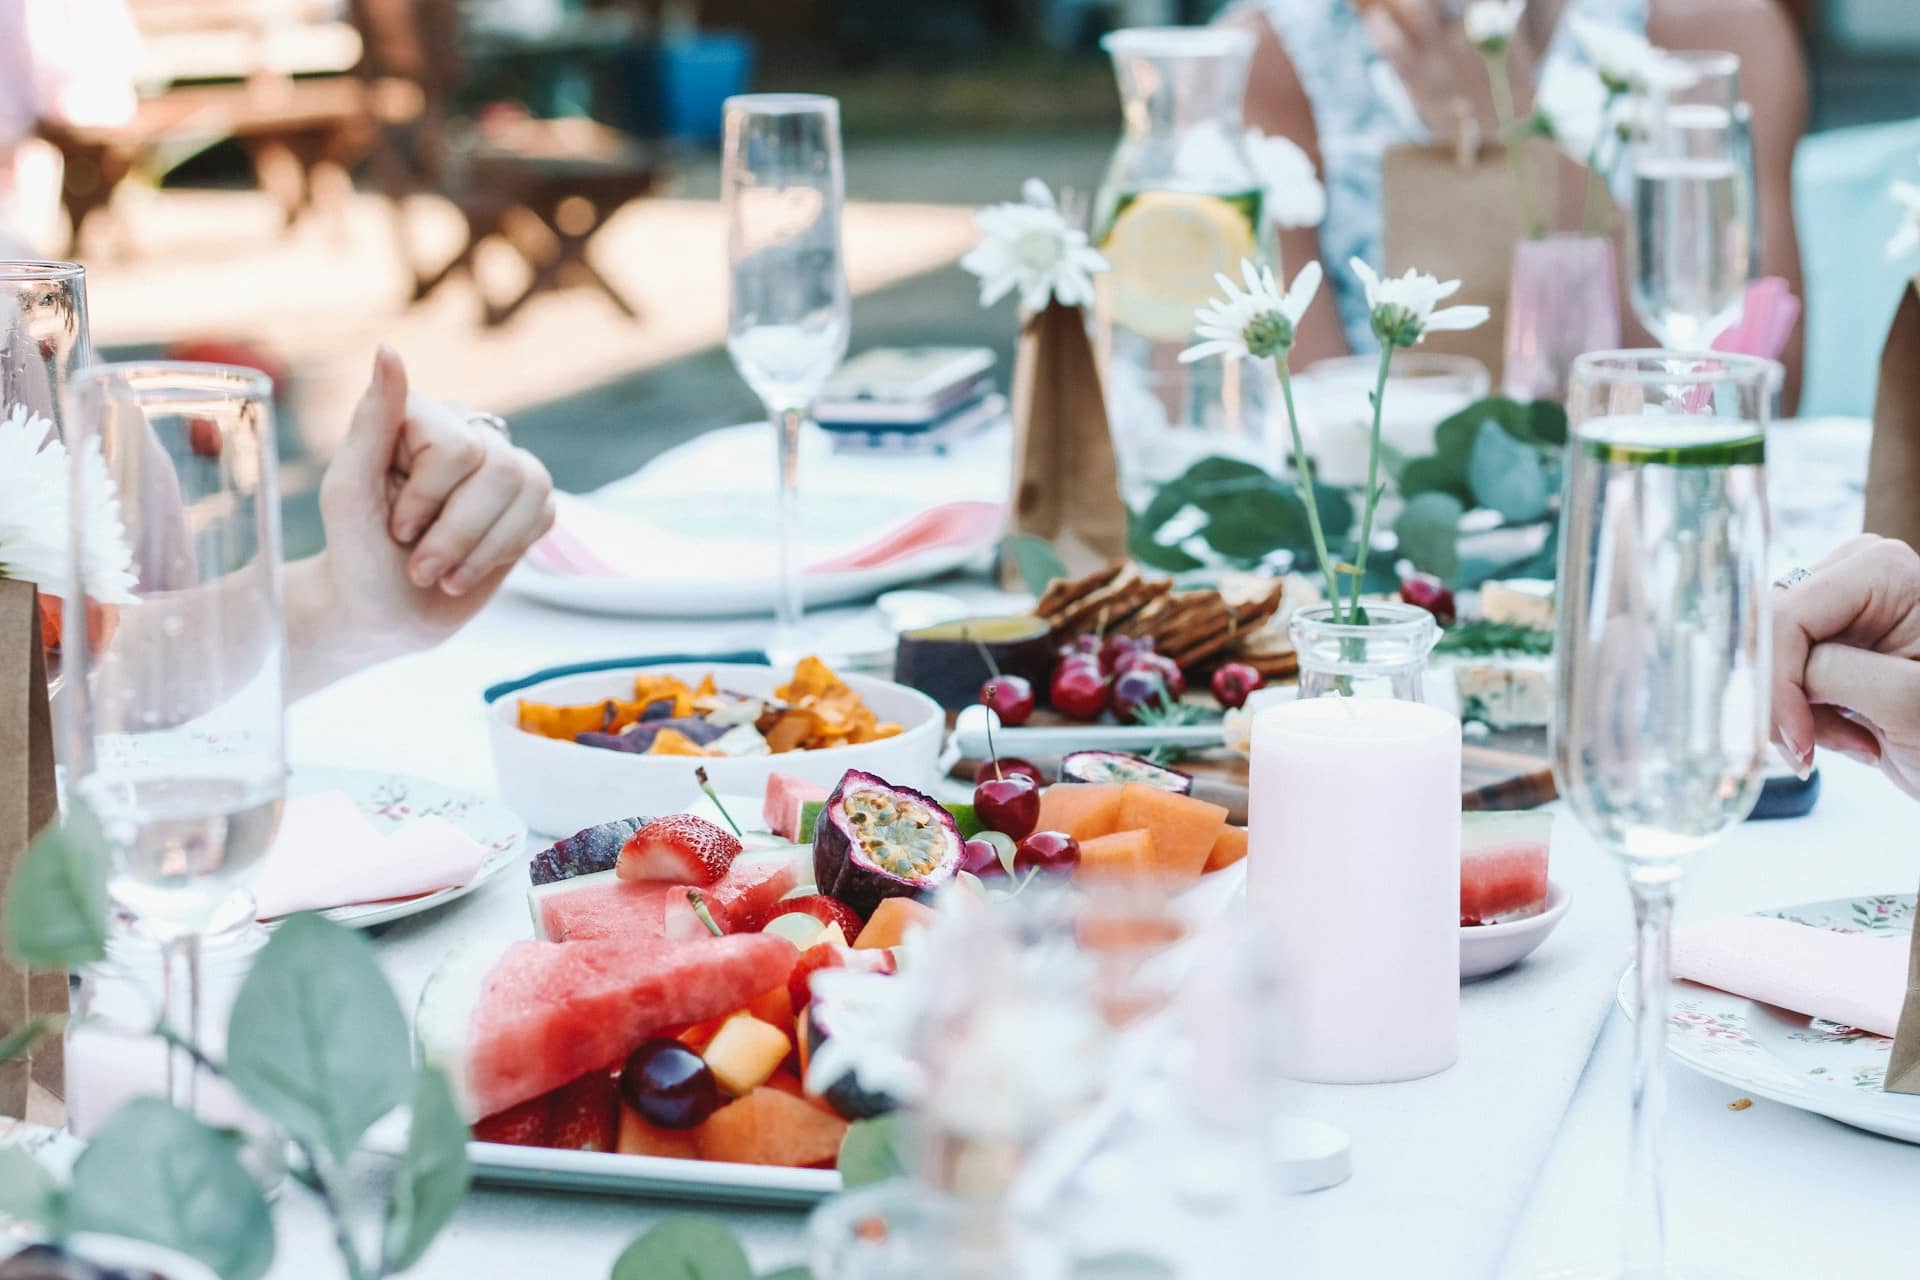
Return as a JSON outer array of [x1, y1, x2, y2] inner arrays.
[[647, 727, 714, 757], [763, 710, 818, 754], [519, 698, 633, 741]]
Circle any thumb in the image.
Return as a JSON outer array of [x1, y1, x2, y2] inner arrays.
[[1804, 644, 1920, 741], [332, 346, 410, 483]]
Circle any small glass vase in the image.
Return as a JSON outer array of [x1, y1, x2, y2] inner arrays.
[[1288, 601, 1439, 701], [1500, 233, 1621, 403]]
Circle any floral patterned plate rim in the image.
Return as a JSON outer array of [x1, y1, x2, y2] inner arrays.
[[289, 765, 526, 931], [1617, 894, 1920, 1145]]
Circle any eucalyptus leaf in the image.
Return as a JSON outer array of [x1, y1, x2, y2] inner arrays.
[[1175, 456, 1271, 487], [225, 913, 412, 1167], [1395, 453, 1472, 503], [0, 1014, 63, 1066], [1127, 504, 1205, 574], [1467, 420, 1552, 522], [1393, 492, 1465, 581], [759, 1268, 812, 1280], [837, 1114, 908, 1188], [0, 1146, 63, 1232], [1003, 535, 1068, 597], [611, 1218, 754, 1280], [65, 1099, 273, 1280], [5, 801, 109, 971], [382, 1065, 471, 1273], [1198, 486, 1309, 561]]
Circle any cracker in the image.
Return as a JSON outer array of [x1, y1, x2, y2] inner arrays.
[[1034, 561, 1126, 621]]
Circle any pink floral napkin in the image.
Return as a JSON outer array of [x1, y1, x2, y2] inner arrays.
[[1670, 915, 1909, 1037], [249, 790, 489, 918]]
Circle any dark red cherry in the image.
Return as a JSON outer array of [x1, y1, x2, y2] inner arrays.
[[1014, 830, 1080, 875], [980, 676, 1035, 727], [619, 1038, 721, 1129], [972, 774, 1040, 841]]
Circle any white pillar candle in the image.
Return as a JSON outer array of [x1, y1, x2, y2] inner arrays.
[[1247, 696, 1461, 1083]]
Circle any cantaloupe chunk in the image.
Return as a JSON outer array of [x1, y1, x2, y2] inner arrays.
[[764, 1068, 842, 1116], [1204, 825, 1249, 873], [747, 983, 795, 1032], [618, 1104, 702, 1159], [1115, 784, 1227, 880], [694, 1086, 849, 1167], [677, 1014, 728, 1054], [1036, 784, 1125, 843], [703, 1013, 792, 1096], [1077, 829, 1156, 879], [854, 897, 936, 950]]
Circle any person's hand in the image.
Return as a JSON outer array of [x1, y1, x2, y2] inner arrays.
[[1771, 534, 1920, 797], [1360, 0, 1543, 141], [287, 347, 554, 697]]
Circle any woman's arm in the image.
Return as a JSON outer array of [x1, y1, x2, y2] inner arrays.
[[1227, 8, 1353, 366]]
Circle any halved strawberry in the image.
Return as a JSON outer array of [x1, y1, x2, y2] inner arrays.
[[545, 1071, 620, 1152], [617, 814, 741, 885], [472, 1095, 550, 1147], [762, 894, 863, 941]]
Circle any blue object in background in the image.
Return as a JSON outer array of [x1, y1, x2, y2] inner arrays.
[[659, 31, 756, 145], [1793, 117, 1920, 419]]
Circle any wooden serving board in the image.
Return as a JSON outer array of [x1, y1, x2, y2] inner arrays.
[[949, 714, 1556, 823]]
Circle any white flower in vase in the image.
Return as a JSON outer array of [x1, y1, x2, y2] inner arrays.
[[1534, 60, 1609, 161], [1464, 0, 1526, 54], [1350, 260, 1491, 349], [961, 178, 1109, 314], [1568, 16, 1697, 95], [1244, 130, 1327, 230], [1885, 179, 1920, 262], [0, 403, 138, 603], [1178, 257, 1324, 364]]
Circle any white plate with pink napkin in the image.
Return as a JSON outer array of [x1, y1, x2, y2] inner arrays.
[[504, 421, 1010, 618], [1621, 894, 1920, 1143], [259, 767, 526, 930]]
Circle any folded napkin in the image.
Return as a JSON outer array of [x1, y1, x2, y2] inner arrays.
[[1671, 915, 1910, 1037], [249, 790, 489, 919], [526, 493, 1004, 580], [1712, 276, 1801, 362]]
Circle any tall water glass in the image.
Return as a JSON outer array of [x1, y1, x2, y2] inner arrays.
[[1628, 85, 1753, 349], [721, 94, 851, 663], [63, 363, 286, 1110], [1553, 351, 1773, 1276], [1656, 50, 1757, 279]]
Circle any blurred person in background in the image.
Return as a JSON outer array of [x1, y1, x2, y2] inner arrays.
[[1223, 0, 1808, 408]]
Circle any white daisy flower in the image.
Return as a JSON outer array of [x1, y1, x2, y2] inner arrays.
[[0, 403, 138, 604], [1569, 17, 1698, 95], [960, 178, 1109, 314], [1349, 259, 1490, 349], [1244, 130, 1327, 230], [1465, 0, 1526, 54], [1886, 179, 1920, 262], [804, 961, 929, 1105], [1534, 60, 1609, 160], [1179, 258, 1324, 365]]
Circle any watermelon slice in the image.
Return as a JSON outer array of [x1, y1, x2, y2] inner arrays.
[[764, 773, 831, 842], [1460, 812, 1552, 926], [419, 932, 799, 1121], [532, 854, 804, 943]]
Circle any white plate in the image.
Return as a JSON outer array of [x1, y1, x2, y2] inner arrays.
[[1461, 880, 1570, 980], [1619, 894, 1920, 1144], [487, 663, 944, 837], [463, 1141, 840, 1206], [288, 766, 526, 930]]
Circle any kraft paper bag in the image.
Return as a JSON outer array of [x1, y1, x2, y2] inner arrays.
[[1864, 278, 1920, 552], [0, 578, 61, 1118], [1381, 141, 1547, 384], [1003, 301, 1129, 586], [1891, 911, 1920, 1094]]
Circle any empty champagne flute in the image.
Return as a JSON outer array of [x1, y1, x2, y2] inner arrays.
[[1628, 85, 1754, 350], [62, 362, 286, 1110], [1553, 351, 1773, 1277], [721, 93, 851, 664]]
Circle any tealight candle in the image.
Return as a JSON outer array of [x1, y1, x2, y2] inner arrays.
[[1247, 695, 1461, 1083]]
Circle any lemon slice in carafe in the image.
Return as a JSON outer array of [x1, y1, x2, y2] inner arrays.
[[1100, 190, 1259, 342]]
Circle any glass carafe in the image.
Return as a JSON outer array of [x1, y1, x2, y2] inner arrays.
[[1093, 26, 1276, 512], [1289, 601, 1440, 701]]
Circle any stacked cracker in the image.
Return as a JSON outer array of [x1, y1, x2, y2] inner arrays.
[[1033, 563, 1297, 681]]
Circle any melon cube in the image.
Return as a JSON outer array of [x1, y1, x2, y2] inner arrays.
[[703, 1013, 792, 1096], [854, 897, 937, 950], [1114, 785, 1227, 880], [695, 1086, 849, 1167], [1203, 825, 1249, 873], [1460, 811, 1552, 926], [617, 1104, 701, 1160], [1036, 784, 1126, 844], [1076, 829, 1155, 879]]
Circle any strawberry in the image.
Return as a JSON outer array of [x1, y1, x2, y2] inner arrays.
[[617, 814, 741, 886], [763, 894, 863, 941], [787, 938, 898, 1011], [545, 1071, 620, 1152], [472, 1095, 550, 1147]]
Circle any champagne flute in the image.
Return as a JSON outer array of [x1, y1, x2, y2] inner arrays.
[[62, 362, 286, 1110], [721, 93, 851, 665], [1628, 82, 1754, 349], [1553, 351, 1773, 1277]]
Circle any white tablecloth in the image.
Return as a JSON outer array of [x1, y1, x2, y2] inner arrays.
[[264, 416, 1918, 1278]]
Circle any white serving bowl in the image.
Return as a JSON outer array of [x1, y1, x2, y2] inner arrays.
[[1460, 880, 1570, 981], [487, 663, 945, 837]]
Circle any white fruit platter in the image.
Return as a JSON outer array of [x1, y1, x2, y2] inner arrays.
[[1620, 894, 1920, 1145]]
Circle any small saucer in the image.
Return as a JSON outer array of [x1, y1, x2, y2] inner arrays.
[[1460, 880, 1570, 981]]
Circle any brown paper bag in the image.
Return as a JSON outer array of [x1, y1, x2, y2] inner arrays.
[[1003, 302, 1129, 587], [0, 578, 62, 1118], [1864, 279, 1920, 552], [1382, 141, 1548, 384], [1889, 909, 1920, 1094]]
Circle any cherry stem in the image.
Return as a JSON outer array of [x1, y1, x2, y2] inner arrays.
[[687, 889, 725, 938], [982, 694, 1004, 781], [966, 622, 1001, 679], [695, 766, 742, 837]]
